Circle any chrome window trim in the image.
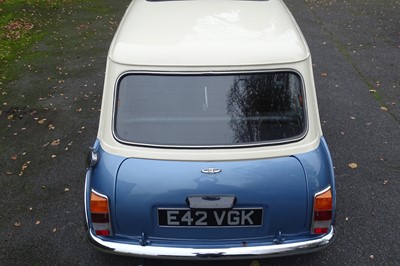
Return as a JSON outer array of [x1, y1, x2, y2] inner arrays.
[[111, 70, 309, 149]]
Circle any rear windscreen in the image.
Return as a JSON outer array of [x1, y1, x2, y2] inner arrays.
[[114, 72, 306, 147]]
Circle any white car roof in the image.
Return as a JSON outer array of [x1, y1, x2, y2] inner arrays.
[[109, 0, 310, 67]]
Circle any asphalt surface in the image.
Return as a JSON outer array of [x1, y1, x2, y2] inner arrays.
[[1, 0, 399, 265]]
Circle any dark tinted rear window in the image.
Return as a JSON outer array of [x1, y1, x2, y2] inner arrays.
[[114, 72, 306, 147]]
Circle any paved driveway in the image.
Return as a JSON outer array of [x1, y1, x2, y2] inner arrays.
[[1, 0, 399, 265]]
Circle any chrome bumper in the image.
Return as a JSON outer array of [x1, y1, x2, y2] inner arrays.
[[87, 226, 335, 260]]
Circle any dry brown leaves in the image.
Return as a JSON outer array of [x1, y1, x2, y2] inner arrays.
[[3, 19, 34, 40]]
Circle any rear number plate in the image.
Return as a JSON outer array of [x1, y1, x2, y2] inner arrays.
[[158, 208, 263, 227]]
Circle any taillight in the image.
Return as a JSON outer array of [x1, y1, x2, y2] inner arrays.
[[311, 187, 333, 235], [90, 190, 112, 236]]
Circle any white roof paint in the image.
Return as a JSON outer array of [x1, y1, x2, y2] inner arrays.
[[109, 0, 310, 67]]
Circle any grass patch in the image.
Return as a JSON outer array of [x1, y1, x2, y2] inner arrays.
[[0, 0, 123, 153], [0, 0, 85, 81], [0, 0, 87, 153]]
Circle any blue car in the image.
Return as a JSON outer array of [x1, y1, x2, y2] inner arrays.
[[85, 0, 336, 260]]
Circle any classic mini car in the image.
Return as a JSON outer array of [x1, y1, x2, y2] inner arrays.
[[85, 0, 336, 260]]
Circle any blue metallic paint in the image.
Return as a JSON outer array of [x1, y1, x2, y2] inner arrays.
[[115, 156, 307, 239], [85, 137, 335, 250], [294, 137, 336, 227], [85, 139, 125, 228]]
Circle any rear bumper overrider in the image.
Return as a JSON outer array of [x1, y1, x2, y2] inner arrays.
[[87, 226, 335, 260]]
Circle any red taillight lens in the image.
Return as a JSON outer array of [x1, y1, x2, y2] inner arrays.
[[314, 210, 332, 221], [312, 187, 333, 235], [90, 191, 112, 236], [95, 230, 111, 236], [91, 213, 110, 223], [314, 228, 329, 234]]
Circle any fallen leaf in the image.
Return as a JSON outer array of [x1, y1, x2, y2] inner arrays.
[[15, 222, 21, 227], [320, 72, 328, 77], [381, 106, 388, 112], [21, 161, 31, 171], [51, 139, 60, 146], [369, 89, 377, 93], [38, 118, 47, 124], [5, 171, 13, 175], [48, 124, 55, 130], [64, 188, 70, 192], [11, 155, 18, 160], [348, 163, 358, 169], [35, 220, 41, 225], [19, 161, 31, 176], [78, 24, 88, 30]]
